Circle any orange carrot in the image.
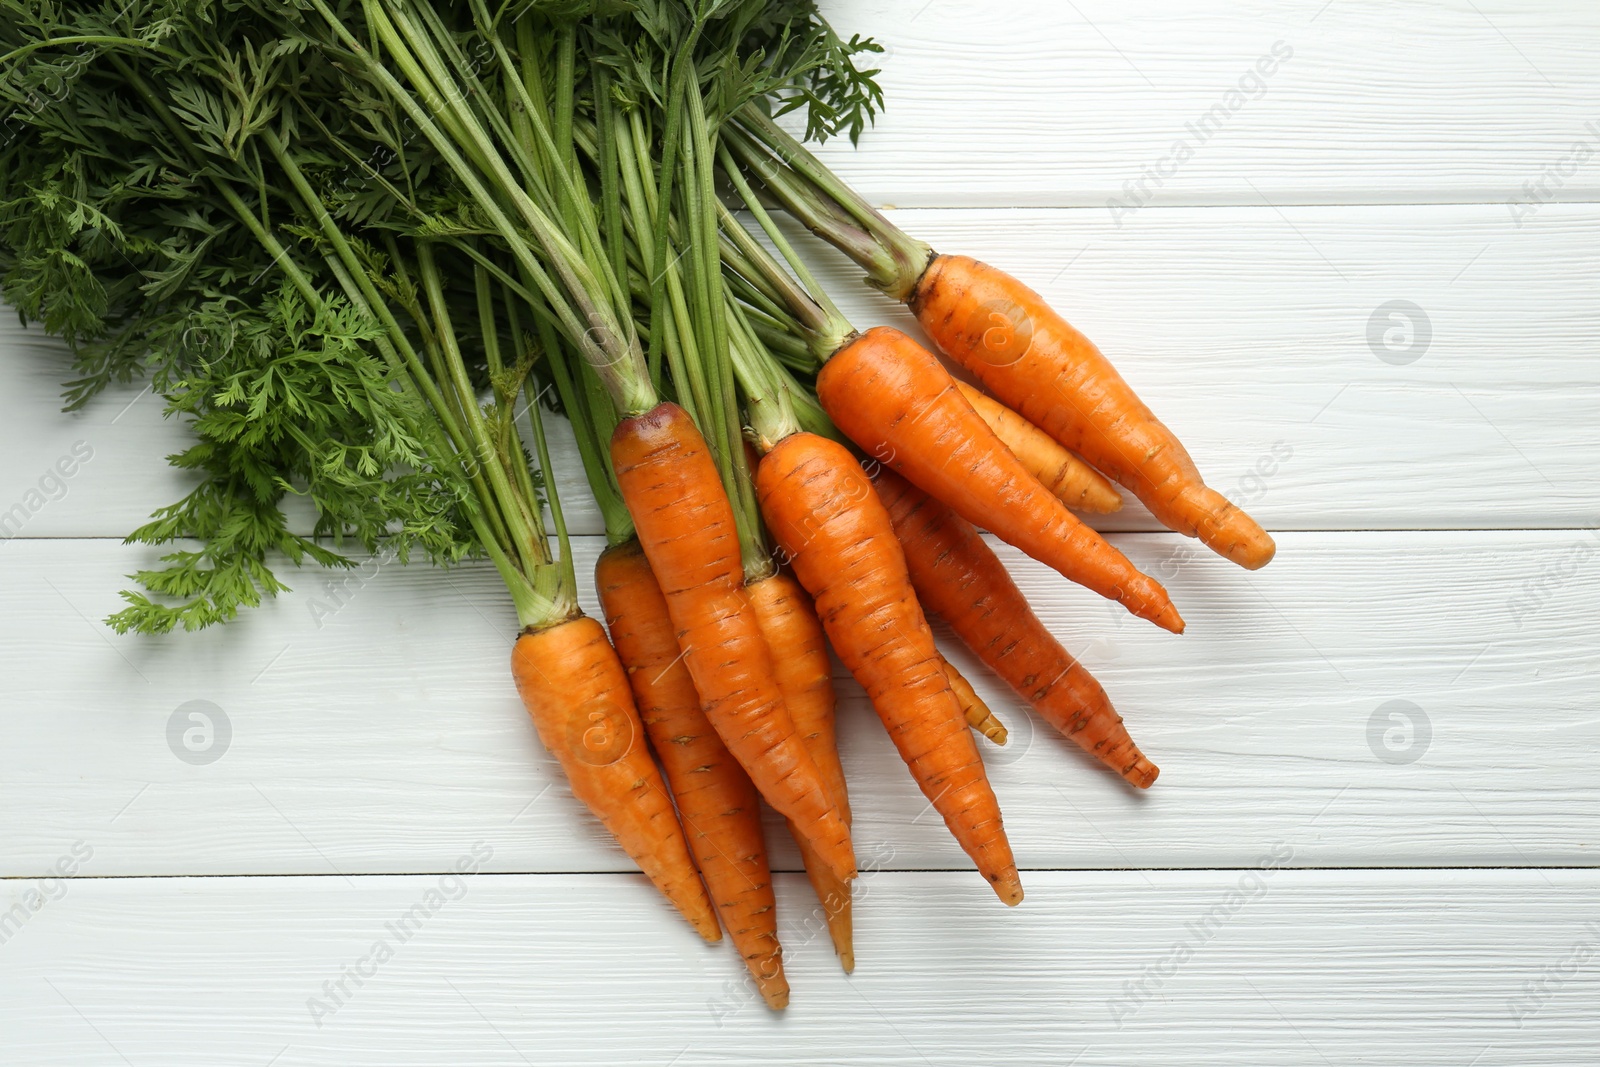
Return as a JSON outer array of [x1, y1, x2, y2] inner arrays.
[[953, 381, 1122, 514], [816, 326, 1182, 633], [719, 116, 1267, 569], [596, 542, 788, 1009], [610, 402, 856, 883], [746, 571, 854, 972], [874, 469, 1160, 788], [941, 653, 1007, 746], [511, 616, 722, 938], [913, 255, 1276, 569], [756, 431, 1023, 905]]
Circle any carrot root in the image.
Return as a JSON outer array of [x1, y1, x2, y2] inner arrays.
[[757, 432, 1022, 906], [941, 653, 1008, 746], [912, 254, 1274, 569], [746, 572, 856, 970], [596, 542, 788, 1006], [954, 380, 1122, 514], [816, 326, 1182, 633], [511, 616, 721, 940], [875, 469, 1161, 791], [611, 403, 856, 884]]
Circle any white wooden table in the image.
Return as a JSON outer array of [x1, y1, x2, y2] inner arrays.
[[3, 2, 1598, 1063]]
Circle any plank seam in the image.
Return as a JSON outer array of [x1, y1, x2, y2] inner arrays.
[[9, 865, 1600, 882]]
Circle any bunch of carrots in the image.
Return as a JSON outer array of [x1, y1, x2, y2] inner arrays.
[[0, 1, 1272, 1009]]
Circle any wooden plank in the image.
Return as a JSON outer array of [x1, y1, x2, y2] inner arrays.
[[808, 0, 1600, 207], [4, 201, 1597, 540], [2, 869, 1595, 1065], [4, 531, 1596, 877]]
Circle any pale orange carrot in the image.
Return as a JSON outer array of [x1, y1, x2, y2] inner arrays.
[[941, 653, 1007, 746], [747, 571, 855, 972], [953, 380, 1122, 514]]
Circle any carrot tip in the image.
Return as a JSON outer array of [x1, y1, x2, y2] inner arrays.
[[1125, 757, 1160, 789], [1148, 603, 1185, 635], [838, 948, 856, 975], [758, 980, 791, 1011], [992, 872, 1025, 907], [1241, 538, 1277, 569], [1075, 486, 1124, 514]]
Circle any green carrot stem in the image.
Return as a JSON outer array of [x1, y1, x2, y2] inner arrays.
[[316, 0, 654, 415], [645, 34, 696, 388], [733, 105, 932, 300], [415, 242, 548, 574]]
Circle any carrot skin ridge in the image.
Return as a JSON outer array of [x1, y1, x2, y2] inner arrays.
[[815, 326, 1183, 634], [756, 432, 1023, 906], [746, 572, 855, 970], [510, 616, 722, 939], [609, 402, 856, 883], [875, 469, 1160, 789], [953, 380, 1122, 515], [912, 255, 1275, 570], [596, 542, 788, 1009]]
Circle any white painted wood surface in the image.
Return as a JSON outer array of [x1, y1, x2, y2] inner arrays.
[[3, 2, 1598, 1063], [3, 871, 1597, 1066], [4, 531, 1598, 877], [809, 0, 1600, 208]]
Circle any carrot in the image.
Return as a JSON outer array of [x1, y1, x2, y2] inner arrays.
[[941, 653, 1008, 746], [610, 402, 856, 884], [756, 431, 1023, 905], [721, 113, 1270, 568], [746, 571, 855, 972], [913, 255, 1276, 569], [953, 381, 1122, 514], [511, 616, 723, 938], [816, 326, 1183, 634], [596, 541, 788, 1009], [874, 469, 1160, 789]]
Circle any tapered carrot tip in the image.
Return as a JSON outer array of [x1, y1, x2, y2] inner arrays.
[[1123, 755, 1160, 789], [828, 894, 855, 973], [991, 869, 1025, 907], [941, 654, 1009, 745], [1232, 529, 1278, 570], [1078, 480, 1125, 515], [1148, 601, 1185, 635], [1187, 485, 1278, 569], [757, 975, 791, 1011], [1204, 517, 1277, 570]]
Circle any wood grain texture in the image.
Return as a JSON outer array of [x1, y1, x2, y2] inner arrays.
[[808, 0, 1600, 207], [4, 202, 1596, 539], [4, 531, 1596, 876], [2, 870, 1596, 1066]]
